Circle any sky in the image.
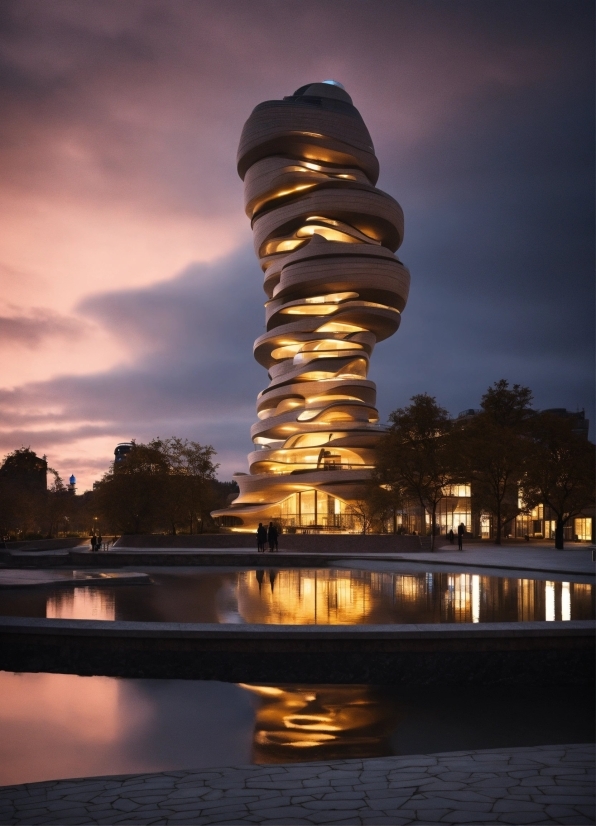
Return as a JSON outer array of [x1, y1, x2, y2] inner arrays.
[[0, 0, 593, 491]]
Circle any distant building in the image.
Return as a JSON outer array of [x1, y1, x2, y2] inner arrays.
[[394, 408, 593, 543], [114, 443, 134, 464], [541, 408, 589, 439], [67, 474, 76, 495]]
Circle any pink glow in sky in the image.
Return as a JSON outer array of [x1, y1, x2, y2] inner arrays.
[[1, 0, 593, 490]]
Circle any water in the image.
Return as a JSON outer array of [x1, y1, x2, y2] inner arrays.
[[0, 671, 592, 787], [0, 568, 593, 624]]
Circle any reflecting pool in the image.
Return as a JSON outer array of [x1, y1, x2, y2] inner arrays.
[[0, 568, 593, 624], [0, 671, 593, 787]]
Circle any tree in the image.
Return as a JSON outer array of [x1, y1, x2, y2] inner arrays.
[[95, 441, 170, 534], [520, 412, 595, 550], [458, 380, 533, 545], [159, 438, 219, 534], [376, 394, 453, 550], [44, 469, 69, 538], [347, 481, 394, 534], [95, 437, 219, 535], [0, 447, 47, 538]]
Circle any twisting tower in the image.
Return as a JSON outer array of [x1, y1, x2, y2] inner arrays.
[[213, 81, 409, 531]]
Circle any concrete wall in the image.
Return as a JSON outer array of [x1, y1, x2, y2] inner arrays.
[[0, 617, 592, 687], [1, 538, 81, 552], [114, 533, 423, 552]]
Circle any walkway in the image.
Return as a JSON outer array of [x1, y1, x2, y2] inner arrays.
[[89, 544, 595, 578], [0, 744, 593, 825], [352, 544, 595, 579]]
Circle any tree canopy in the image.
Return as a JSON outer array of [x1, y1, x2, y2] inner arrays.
[[520, 412, 595, 549], [456, 381, 535, 545], [376, 394, 454, 549], [95, 438, 219, 535]]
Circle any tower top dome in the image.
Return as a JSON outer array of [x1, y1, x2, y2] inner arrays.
[[291, 81, 352, 105], [69, 474, 76, 485]]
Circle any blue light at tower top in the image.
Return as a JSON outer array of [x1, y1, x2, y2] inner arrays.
[[322, 79, 346, 89], [69, 474, 76, 485]]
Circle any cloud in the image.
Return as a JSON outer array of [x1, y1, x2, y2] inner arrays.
[[0, 307, 83, 349], [0, 247, 266, 482]]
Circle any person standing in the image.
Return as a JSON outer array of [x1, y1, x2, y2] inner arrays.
[[457, 523, 465, 551], [267, 522, 278, 553], [90, 535, 97, 553], [448, 528, 454, 545], [256, 522, 267, 553], [96, 533, 102, 552]]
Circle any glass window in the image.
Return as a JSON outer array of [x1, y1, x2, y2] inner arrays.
[[575, 518, 592, 541]]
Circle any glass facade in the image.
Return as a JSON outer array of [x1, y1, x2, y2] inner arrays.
[[391, 489, 593, 542], [278, 490, 353, 532]]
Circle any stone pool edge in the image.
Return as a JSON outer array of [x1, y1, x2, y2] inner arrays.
[[0, 617, 593, 686]]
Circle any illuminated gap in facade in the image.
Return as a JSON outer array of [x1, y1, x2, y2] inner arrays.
[[212, 81, 409, 532]]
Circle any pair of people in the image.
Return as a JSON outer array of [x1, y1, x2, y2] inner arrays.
[[447, 525, 466, 549], [90, 534, 102, 552], [256, 522, 278, 552]]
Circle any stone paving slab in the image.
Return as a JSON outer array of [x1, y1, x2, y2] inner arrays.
[[0, 744, 593, 825]]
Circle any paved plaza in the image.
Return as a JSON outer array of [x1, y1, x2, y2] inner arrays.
[[91, 543, 595, 578], [0, 743, 593, 825]]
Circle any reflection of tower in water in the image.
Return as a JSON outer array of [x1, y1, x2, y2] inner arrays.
[[239, 684, 400, 764]]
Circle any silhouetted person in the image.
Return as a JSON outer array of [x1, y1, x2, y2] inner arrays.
[[256, 523, 267, 553], [268, 522, 278, 552], [90, 535, 97, 553], [448, 528, 454, 545], [457, 523, 465, 551], [96, 533, 102, 552]]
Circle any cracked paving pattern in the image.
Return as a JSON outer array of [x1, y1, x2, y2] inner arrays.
[[0, 743, 593, 824]]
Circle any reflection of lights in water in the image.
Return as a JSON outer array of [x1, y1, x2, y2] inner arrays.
[[238, 684, 399, 763], [472, 575, 480, 623], [395, 575, 418, 600], [561, 582, 571, 621], [445, 574, 471, 621], [545, 581, 555, 621], [46, 588, 115, 621], [454, 574, 470, 617], [222, 571, 593, 626], [237, 570, 373, 624], [517, 579, 535, 621]]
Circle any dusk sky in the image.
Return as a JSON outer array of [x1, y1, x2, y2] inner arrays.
[[0, 0, 593, 491]]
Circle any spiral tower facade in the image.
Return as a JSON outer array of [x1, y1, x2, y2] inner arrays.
[[213, 81, 410, 532]]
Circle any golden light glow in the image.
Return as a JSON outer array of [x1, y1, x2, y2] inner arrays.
[[316, 322, 367, 333], [238, 684, 400, 764], [304, 292, 358, 304], [281, 305, 338, 315]]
